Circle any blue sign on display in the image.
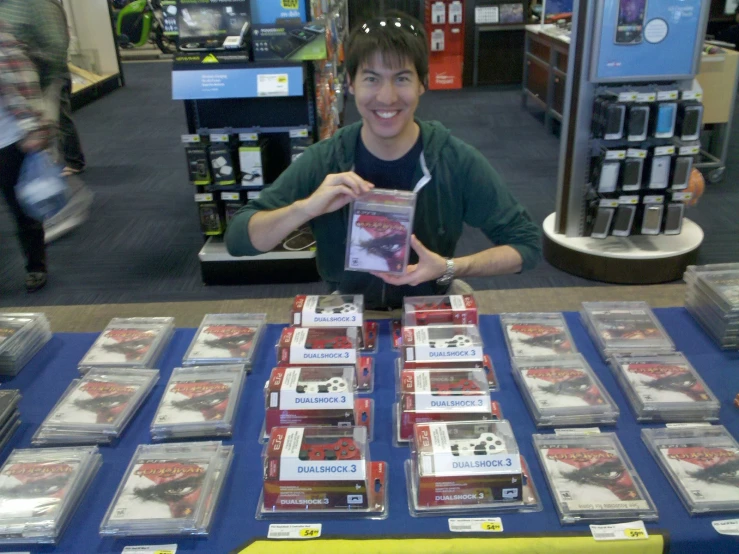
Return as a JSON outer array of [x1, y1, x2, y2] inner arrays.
[[172, 66, 304, 100], [592, 0, 707, 82]]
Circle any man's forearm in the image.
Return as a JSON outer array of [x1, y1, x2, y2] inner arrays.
[[247, 200, 312, 252], [453, 245, 523, 278]]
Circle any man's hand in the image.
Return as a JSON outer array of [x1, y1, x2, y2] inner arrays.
[[371, 235, 447, 286], [298, 172, 374, 219]]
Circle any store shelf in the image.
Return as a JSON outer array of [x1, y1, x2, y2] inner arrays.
[[199, 237, 315, 263]]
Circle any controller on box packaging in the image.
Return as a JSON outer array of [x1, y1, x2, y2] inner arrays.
[[403, 295, 478, 327], [262, 426, 387, 513], [290, 295, 378, 352], [402, 325, 484, 366]]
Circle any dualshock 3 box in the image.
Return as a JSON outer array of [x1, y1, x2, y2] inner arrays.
[[277, 327, 359, 366], [263, 366, 373, 440], [402, 325, 484, 366], [403, 295, 478, 327], [259, 426, 387, 518]]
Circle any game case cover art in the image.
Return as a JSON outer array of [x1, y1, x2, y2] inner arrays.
[[83, 328, 159, 364], [506, 322, 575, 357], [0, 458, 80, 519], [347, 208, 412, 273], [48, 379, 140, 425], [188, 324, 258, 360], [0, 318, 30, 347], [540, 445, 649, 510], [701, 275, 739, 306], [520, 365, 606, 408], [109, 460, 208, 521], [591, 311, 662, 342], [155, 380, 232, 424], [660, 444, 739, 503], [620, 361, 713, 404]]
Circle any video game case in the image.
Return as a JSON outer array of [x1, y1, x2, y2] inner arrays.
[[533, 432, 658, 524], [608, 353, 720, 421], [0, 313, 52, 376], [78, 317, 175, 373], [693, 270, 739, 315], [150, 365, 247, 441], [500, 312, 578, 359], [0, 390, 21, 430], [402, 325, 484, 365], [258, 426, 388, 519], [0, 446, 102, 544], [182, 313, 267, 372], [33, 369, 159, 446], [511, 355, 619, 427], [406, 420, 542, 515], [642, 426, 739, 515], [100, 441, 233, 537], [345, 189, 416, 275], [580, 301, 675, 358], [402, 295, 478, 327]]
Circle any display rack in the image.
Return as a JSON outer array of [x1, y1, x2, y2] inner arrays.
[[542, 0, 709, 284], [172, 0, 348, 285]]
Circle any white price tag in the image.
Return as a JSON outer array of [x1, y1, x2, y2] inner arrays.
[[679, 145, 700, 155], [618, 92, 638, 102], [449, 517, 503, 533], [221, 192, 240, 201], [268, 523, 322, 539], [554, 427, 601, 435], [713, 519, 739, 536], [247, 191, 261, 200], [122, 545, 177, 554], [194, 193, 214, 202], [665, 422, 712, 429], [657, 90, 678, 101], [257, 74, 289, 97], [289, 128, 309, 138], [181, 134, 200, 143], [626, 148, 647, 158], [210, 134, 228, 142], [590, 521, 648, 541], [605, 150, 626, 160], [654, 146, 675, 156], [619, 195, 640, 205], [635, 92, 656, 102], [599, 199, 619, 208]]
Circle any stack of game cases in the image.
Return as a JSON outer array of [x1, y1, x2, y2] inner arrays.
[[580, 301, 675, 359], [78, 317, 175, 374], [100, 441, 233, 537], [0, 312, 52, 376], [684, 264, 739, 349], [0, 390, 22, 450], [32, 369, 159, 445], [150, 365, 246, 440], [182, 313, 267, 372], [0, 446, 102, 544]]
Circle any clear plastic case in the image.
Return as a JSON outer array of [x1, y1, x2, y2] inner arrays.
[[500, 312, 578, 358], [257, 426, 387, 519], [402, 325, 484, 366], [33, 369, 159, 445], [0, 312, 52, 376], [182, 313, 266, 372], [345, 189, 416, 275], [78, 317, 175, 373], [402, 295, 478, 327], [533, 432, 658, 524], [150, 365, 247, 441], [262, 366, 373, 441], [684, 266, 739, 349], [580, 302, 675, 358], [394, 367, 500, 443], [100, 441, 233, 536], [608, 353, 720, 422], [0, 446, 101, 544], [642, 426, 739, 515], [290, 295, 377, 352], [511, 355, 619, 427], [406, 421, 542, 515]]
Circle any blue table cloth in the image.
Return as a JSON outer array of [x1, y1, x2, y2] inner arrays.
[[2, 307, 739, 553]]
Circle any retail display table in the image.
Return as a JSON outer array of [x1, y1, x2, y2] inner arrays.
[[3, 308, 739, 553]]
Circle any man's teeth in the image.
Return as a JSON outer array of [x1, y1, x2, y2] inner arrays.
[[376, 111, 398, 119]]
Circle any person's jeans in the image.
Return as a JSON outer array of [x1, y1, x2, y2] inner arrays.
[[59, 72, 85, 171], [0, 143, 47, 273]]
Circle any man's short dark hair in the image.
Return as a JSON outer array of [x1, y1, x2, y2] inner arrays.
[[345, 12, 429, 87]]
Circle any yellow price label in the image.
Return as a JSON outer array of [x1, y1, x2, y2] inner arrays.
[[300, 528, 320, 537], [278, 76, 288, 83], [625, 528, 646, 539], [480, 521, 503, 532], [153, 551, 175, 554], [282, 0, 299, 9]]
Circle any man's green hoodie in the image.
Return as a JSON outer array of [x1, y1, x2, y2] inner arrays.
[[225, 119, 542, 309]]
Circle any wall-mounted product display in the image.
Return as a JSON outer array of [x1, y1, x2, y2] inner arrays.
[[591, 0, 709, 82], [426, 0, 466, 89]]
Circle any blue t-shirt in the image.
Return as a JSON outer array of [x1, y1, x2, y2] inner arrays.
[[354, 133, 423, 191], [0, 103, 22, 149]]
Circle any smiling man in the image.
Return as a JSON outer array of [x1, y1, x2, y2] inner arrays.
[[225, 12, 541, 309]]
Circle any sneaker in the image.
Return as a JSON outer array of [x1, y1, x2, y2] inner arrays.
[[25, 272, 47, 293]]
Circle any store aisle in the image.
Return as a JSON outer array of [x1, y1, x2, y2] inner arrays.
[[0, 62, 736, 307]]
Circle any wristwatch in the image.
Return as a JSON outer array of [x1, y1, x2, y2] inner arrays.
[[436, 258, 455, 287]]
